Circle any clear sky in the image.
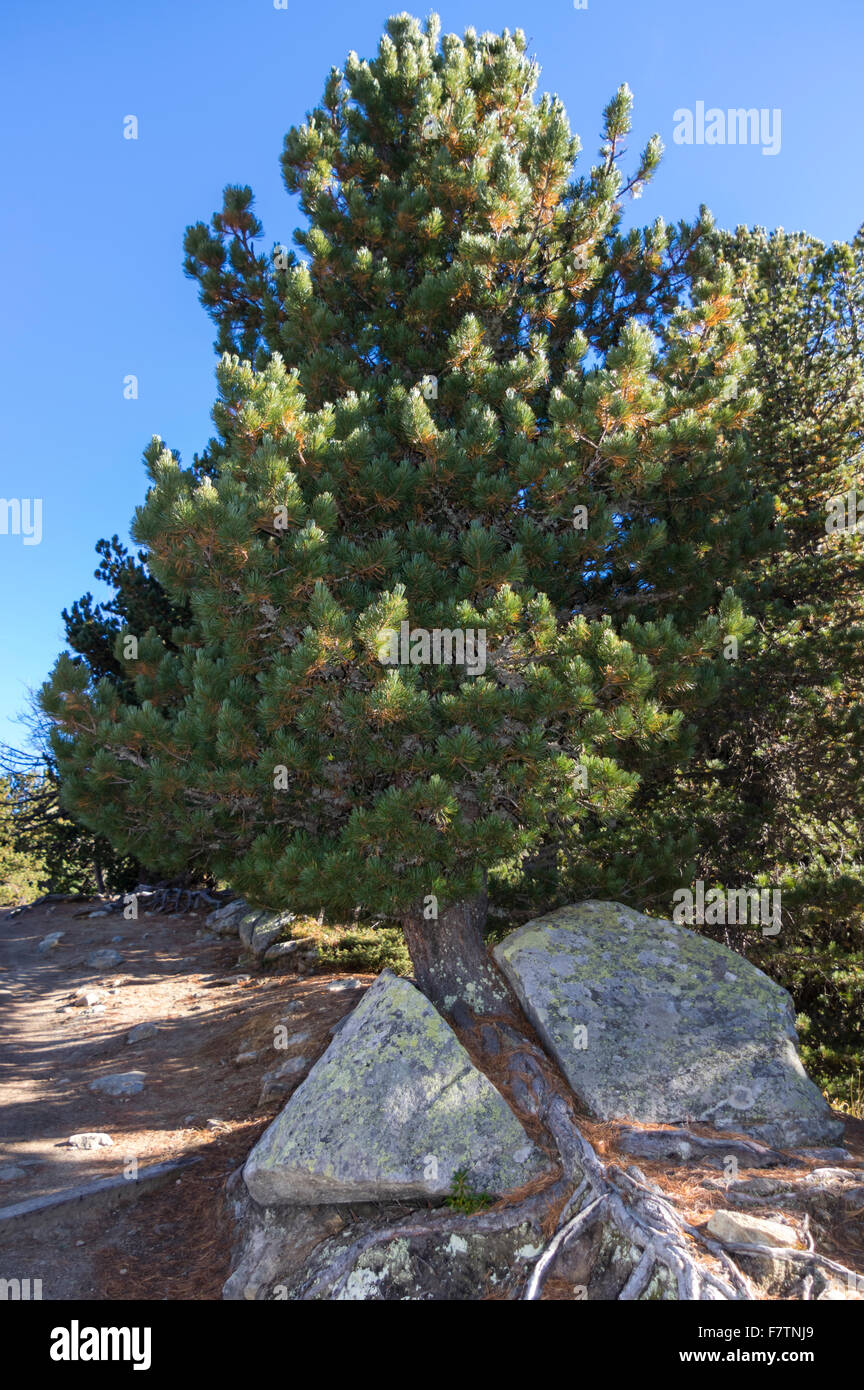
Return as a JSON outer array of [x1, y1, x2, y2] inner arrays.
[[1, 0, 862, 751]]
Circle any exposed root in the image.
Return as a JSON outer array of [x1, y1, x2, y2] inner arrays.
[[616, 1124, 793, 1170], [618, 1246, 659, 1300], [522, 1185, 601, 1300], [445, 1002, 750, 1300], [717, 1241, 862, 1285], [72, 883, 223, 917]]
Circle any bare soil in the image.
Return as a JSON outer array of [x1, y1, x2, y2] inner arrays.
[[0, 897, 372, 1299]]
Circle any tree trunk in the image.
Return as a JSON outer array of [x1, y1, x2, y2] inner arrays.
[[399, 889, 511, 1022], [399, 888, 566, 1144]]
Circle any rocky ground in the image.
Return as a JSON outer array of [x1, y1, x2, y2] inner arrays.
[[2, 897, 863, 1300]]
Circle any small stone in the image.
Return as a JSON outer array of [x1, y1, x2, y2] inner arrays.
[[126, 1022, 158, 1044], [257, 1056, 310, 1104], [235, 1051, 258, 1066], [240, 909, 296, 957], [72, 989, 104, 1008], [36, 931, 65, 953], [0, 1165, 26, 1181], [206, 1118, 229, 1130], [276, 1056, 308, 1076], [325, 978, 363, 993], [205, 898, 248, 936], [89, 1071, 146, 1097], [86, 949, 125, 970], [263, 940, 302, 963], [707, 1209, 800, 1249], [67, 1133, 114, 1150]]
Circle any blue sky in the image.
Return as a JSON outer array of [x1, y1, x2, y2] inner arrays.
[[1, 0, 862, 751]]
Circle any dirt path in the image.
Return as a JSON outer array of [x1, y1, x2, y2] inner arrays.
[[0, 898, 371, 1298]]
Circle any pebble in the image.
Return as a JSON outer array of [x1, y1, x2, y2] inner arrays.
[[36, 932, 65, 954], [67, 1133, 114, 1150], [71, 989, 104, 1008], [126, 1022, 158, 1044], [89, 1071, 146, 1097], [86, 949, 125, 970]]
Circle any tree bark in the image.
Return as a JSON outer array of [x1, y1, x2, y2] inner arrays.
[[399, 889, 511, 1021]]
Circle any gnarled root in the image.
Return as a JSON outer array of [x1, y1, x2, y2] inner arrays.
[[446, 1008, 750, 1301]]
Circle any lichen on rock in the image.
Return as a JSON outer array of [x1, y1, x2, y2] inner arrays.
[[242, 970, 551, 1205], [493, 900, 842, 1149]]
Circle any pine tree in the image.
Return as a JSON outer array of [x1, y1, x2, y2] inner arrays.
[[0, 775, 47, 904], [0, 710, 141, 897], [648, 226, 864, 1103], [41, 14, 758, 1019], [62, 535, 189, 698]]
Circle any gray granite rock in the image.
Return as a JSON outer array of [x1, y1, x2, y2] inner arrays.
[[493, 901, 842, 1149], [89, 1071, 146, 1097], [239, 910, 296, 957], [205, 899, 249, 937], [243, 970, 550, 1205], [86, 949, 125, 970]]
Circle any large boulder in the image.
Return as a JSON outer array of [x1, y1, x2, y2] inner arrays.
[[242, 970, 550, 1205], [493, 901, 842, 1149]]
